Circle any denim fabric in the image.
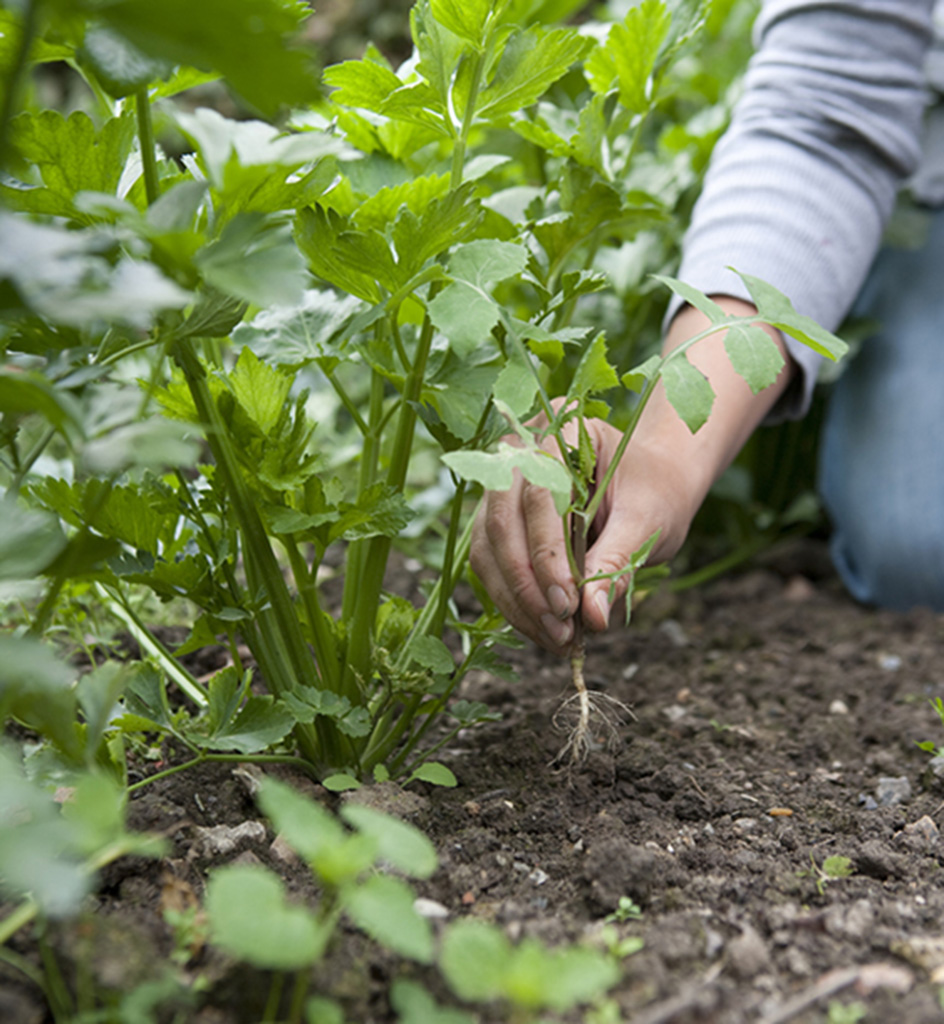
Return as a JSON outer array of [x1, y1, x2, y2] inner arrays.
[[819, 207, 944, 610]]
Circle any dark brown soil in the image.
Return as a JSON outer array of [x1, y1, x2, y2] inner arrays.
[[6, 542, 944, 1023]]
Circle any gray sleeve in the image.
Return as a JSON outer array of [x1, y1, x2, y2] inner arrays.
[[665, 0, 935, 421]]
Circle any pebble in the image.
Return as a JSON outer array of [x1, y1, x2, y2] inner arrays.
[[733, 817, 759, 832], [858, 793, 879, 811], [191, 821, 266, 858], [876, 775, 912, 806], [726, 924, 771, 979], [528, 868, 549, 886], [878, 653, 902, 671], [414, 898, 449, 919], [895, 815, 940, 850], [659, 619, 690, 648], [829, 699, 849, 715]]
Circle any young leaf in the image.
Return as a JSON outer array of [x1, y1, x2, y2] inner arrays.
[[207, 865, 329, 969], [621, 353, 661, 394], [0, 503, 66, 580], [733, 270, 849, 361], [407, 762, 458, 788], [724, 323, 785, 394], [652, 274, 729, 324], [585, 0, 671, 113], [390, 980, 476, 1024], [442, 443, 572, 514], [257, 777, 347, 859], [409, 636, 455, 675], [429, 0, 492, 47], [200, 695, 295, 754], [661, 355, 714, 433], [342, 874, 433, 963], [493, 345, 539, 418], [440, 920, 510, 1002], [227, 347, 293, 435], [233, 290, 365, 367], [340, 804, 438, 879], [477, 27, 593, 121], [568, 332, 619, 402]]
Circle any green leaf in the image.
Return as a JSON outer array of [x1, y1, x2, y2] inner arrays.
[[295, 206, 386, 302], [324, 58, 405, 113], [443, 443, 573, 513], [568, 332, 619, 401], [342, 874, 433, 963], [734, 270, 849, 361], [257, 777, 347, 858], [652, 274, 728, 324], [197, 214, 307, 308], [340, 804, 438, 879], [81, 418, 201, 476], [621, 353, 661, 394], [3, 110, 135, 216], [449, 700, 501, 726], [477, 26, 592, 121], [493, 346, 539, 418], [407, 762, 458, 788], [0, 214, 190, 328], [724, 324, 785, 394], [0, 369, 83, 435], [449, 240, 529, 287], [440, 920, 510, 1002], [203, 695, 294, 754], [207, 865, 329, 969], [0, 636, 80, 761], [322, 773, 362, 792], [661, 355, 714, 433], [391, 981, 476, 1024], [429, 0, 491, 46], [79, 24, 173, 97], [331, 484, 416, 543], [586, 0, 671, 113], [427, 280, 499, 357], [305, 996, 346, 1024], [94, 0, 320, 117], [0, 503, 66, 580], [409, 636, 455, 675], [228, 347, 293, 435]]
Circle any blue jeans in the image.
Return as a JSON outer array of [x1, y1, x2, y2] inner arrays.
[[818, 207, 944, 610]]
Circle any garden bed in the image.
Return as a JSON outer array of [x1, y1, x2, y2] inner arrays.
[[7, 541, 944, 1023]]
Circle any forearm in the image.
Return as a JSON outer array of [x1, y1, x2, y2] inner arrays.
[[638, 297, 795, 541]]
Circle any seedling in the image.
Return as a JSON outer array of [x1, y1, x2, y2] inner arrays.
[[797, 852, 854, 897]]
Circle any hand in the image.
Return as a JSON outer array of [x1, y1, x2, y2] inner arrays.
[[470, 414, 696, 654], [470, 299, 796, 654]]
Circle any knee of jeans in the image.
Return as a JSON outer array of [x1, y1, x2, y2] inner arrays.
[[831, 518, 944, 612]]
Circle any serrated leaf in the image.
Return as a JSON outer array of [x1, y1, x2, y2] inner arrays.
[[734, 270, 849, 361], [234, 290, 366, 367], [449, 699, 501, 726], [409, 636, 455, 675], [340, 804, 437, 879], [443, 443, 573, 514], [586, 0, 671, 112], [478, 26, 592, 121], [257, 777, 346, 856], [449, 239, 529, 287], [201, 695, 294, 753], [342, 874, 433, 963], [568, 332, 619, 401], [324, 58, 405, 112], [724, 324, 785, 394], [197, 214, 307, 308], [427, 280, 499, 357], [4, 109, 135, 216], [429, 0, 491, 45], [661, 354, 714, 433], [621, 353, 661, 393], [493, 346, 539, 418], [228, 347, 293, 435], [207, 865, 328, 969]]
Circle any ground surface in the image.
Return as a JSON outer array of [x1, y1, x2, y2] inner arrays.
[[6, 542, 944, 1023]]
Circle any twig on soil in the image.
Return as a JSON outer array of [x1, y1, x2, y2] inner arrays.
[[756, 966, 861, 1024]]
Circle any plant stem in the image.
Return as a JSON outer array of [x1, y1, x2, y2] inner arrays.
[[287, 970, 309, 1024], [263, 973, 284, 1024], [126, 751, 321, 794], [285, 537, 341, 693], [0, 0, 40, 172], [96, 582, 209, 706], [134, 87, 160, 206]]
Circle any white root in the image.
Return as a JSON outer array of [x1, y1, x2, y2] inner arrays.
[[551, 644, 635, 766]]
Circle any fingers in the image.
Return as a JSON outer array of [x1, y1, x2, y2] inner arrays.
[[470, 477, 576, 654]]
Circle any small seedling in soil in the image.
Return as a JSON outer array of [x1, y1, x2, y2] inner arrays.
[[798, 852, 854, 897], [826, 999, 868, 1024], [604, 896, 644, 924]]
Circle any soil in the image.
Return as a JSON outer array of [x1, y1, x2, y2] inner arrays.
[[6, 540, 944, 1023]]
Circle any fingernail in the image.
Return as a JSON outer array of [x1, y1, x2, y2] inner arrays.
[[595, 592, 610, 627], [541, 613, 573, 648], [547, 584, 571, 619]]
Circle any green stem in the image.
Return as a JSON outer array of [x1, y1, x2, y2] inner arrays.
[[96, 582, 208, 706], [0, 0, 40, 172], [263, 973, 284, 1024], [431, 477, 466, 636], [11, 424, 55, 491], [287, 971, 309, 1024], [127, 752, 321, 794], [134, 87, 160, 206], [0, 898, 38, 948], [449, 46, 488, 187], [285, 537, 341, 693]]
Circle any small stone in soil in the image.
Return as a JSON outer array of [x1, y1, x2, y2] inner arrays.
[[875, 775, 912, 806], [726, 924, 771, 979]]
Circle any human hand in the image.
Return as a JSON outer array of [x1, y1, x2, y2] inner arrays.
[[469, 412, 697, 654]]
